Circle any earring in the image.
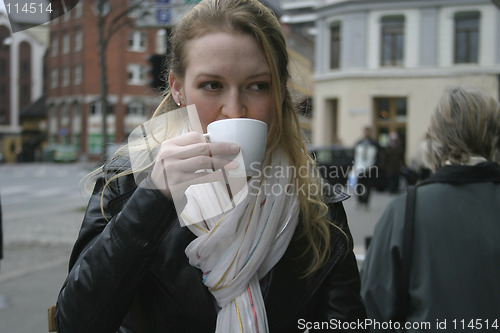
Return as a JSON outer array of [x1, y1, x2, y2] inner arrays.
[[177, 101, 182, 107]]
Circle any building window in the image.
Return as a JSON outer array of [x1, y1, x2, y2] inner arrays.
[[60, 103, 70, 131], [373, 97, 407, 149], [20, 60, 30, 76], [0, 108, 6, 124], [74, 30, 82, 52], [74, 2, 83, 18], [50, 69, 59, 88], [0, 85, 7, 124], [62, 32, 70, 54], [74, 64, 82, 85], [51, 36, 58, 56], [63, 7, 71, 21], [330, 22, 341, 69], [89, 101, 101, 115], [381, 15, 405, 67], [156, 29, 167, 54], [454, 11, 480, 64], [18, 42, 32, 111], [128, 31, 146, 52], [127, 64, 146, 85], [0, 60, 6, 75], [62, 66, 70, 86], [72, 103, 81, 147], [89, 101, 113, 115], [127, 102, 145, 116], [52, 8, 59, 24]]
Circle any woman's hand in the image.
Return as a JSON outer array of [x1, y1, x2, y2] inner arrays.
[[150, 131, 240, 199]]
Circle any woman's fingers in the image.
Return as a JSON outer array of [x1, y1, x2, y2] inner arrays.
[[165, 141, 239, 161], [173, 155, 239, 174], [162, 131, 239, 160], [150, 132, 241, 198]]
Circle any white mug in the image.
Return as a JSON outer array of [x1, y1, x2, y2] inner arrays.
[[205, 118, 268, 175]]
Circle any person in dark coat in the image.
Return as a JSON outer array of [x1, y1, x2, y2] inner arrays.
[[361, 87, 500, 331], [382, 132, 405, 194], [54, 1, 367, 332]]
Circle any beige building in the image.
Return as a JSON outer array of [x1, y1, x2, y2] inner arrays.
[[0, 12, 47, 163], [312, 0, 500, 165]]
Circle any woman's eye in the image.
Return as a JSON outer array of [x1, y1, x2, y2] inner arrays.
[[201, 82, 222, 90], [250, 82, 270, 91]]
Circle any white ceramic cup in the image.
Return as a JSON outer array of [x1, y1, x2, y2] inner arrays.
[[205, 118, 268, 175]]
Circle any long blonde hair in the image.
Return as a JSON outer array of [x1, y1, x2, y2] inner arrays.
[[97, 0, 345, 276]]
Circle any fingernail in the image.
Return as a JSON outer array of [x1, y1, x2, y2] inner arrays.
[[226, 160, 239, 169], [230, 144, 240, 153]]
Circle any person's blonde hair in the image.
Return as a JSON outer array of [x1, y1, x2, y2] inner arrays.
[[95, 0, 345, 277], [423, 87, 500, 171]]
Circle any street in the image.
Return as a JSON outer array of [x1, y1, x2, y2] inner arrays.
[[0, 162, 396, 332], [0, 162, 95, 333]]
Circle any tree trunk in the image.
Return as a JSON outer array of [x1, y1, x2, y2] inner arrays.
[[97, 0, 109, 163]]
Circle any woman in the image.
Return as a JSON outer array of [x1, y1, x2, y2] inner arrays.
[[55, 1, 366, 332], [361, 87, 500, 331]]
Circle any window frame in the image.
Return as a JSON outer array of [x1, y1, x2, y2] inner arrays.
[[454, 11, 480, 64], [329, 22, 341, 70], [380, 15, 405, 67]]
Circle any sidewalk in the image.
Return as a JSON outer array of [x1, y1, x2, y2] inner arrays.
[[0, 180, 399, 332], [343, 189, 400, 259], [0, 260, 68, 333]]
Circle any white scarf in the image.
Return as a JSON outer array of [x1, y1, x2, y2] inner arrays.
[[181, 149, 300, 333]]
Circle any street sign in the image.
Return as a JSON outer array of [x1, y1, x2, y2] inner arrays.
[[156, 0, 171, 25], [156, 9, 171, 25], [134, 0, 200, 28]]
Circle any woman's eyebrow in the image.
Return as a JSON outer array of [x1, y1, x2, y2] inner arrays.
[[194, 72, 271, 80]]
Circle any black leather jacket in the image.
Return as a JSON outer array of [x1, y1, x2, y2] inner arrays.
[[55, 158, 367, 332]]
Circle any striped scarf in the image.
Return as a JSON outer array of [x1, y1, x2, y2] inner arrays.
[[181, 149, 300, 333]]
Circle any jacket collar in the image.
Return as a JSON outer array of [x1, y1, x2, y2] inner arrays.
[[323, 181, 350, 203], [150, 200, 347, 330], [420, 161, 500, 186]]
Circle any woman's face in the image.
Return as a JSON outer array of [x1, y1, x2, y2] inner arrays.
[[169, 32, 275, 133]]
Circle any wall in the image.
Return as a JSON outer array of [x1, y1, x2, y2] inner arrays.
[[314, 74, 499, 163]]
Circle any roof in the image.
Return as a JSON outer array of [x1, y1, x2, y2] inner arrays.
[[20, 95, 46, 118]]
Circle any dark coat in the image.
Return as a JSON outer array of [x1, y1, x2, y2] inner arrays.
[[55, 158, 367, 332], [361, 162, 500, 331]]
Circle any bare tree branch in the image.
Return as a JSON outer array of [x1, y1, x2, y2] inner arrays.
[[103, 1, 143, 48]]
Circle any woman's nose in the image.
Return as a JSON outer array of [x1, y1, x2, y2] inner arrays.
[[221, 90, 246, 118]]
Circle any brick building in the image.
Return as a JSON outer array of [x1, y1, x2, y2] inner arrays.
[[46, 1, 165, 161]]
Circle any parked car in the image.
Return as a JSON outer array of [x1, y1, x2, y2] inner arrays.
[[307, 145, 354, 185], [43, 144, 78, 163]]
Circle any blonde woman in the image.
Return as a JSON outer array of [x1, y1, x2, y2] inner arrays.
[[55, 1, 366, 332], [361, 87, 500, 330]]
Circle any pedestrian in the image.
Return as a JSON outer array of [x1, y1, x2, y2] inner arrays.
[[360, 87, 500, 330], [381, 132, 405, 194], [54, 1, 367, 332], [353, 126, 379, 208]]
